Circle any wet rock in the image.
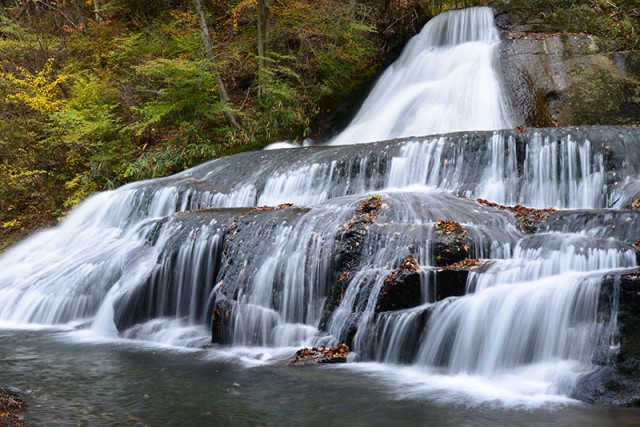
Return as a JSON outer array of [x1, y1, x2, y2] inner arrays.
[[130, 127, 640, 213], [435, 259, 493, 299], [376, 259, 489, 314], [573, 365, 640, 407], [540, 209, 640, 244], [573, 270, 640, 405], [614, 180, 640, 211], [291, 343, 350, 365], [432, 269, 469, 301], [0, 387, 29, 427], [376, 258, 421, 312], [211, 297, 235, 345], [113, 208, 244, 332], [365, 305, 433, 363], [432, 220, 469, 266], [616, 272, 640, 367], [210, 205, 311, 345], [477, 198, 555, 233], [319, 196, 384, 330]]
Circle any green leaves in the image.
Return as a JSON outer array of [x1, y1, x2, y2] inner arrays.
[[0, 0, 434, 247], [128, 57, 223, 136]]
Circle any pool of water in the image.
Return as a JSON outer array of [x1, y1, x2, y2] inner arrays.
[[2, 329, 640, 427]]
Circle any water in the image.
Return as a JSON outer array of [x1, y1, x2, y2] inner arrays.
[[3, 331, 640, 426], [1, 6, 640, 423], [330, 7, 512, 145]]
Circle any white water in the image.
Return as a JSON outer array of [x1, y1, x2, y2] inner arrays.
[[330, 7, 512, 145], [0, 6, 638, 409]]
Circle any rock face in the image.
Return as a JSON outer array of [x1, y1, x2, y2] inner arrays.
[[618, 273, 640, 373], [204, 191, 519, 347], [318, 196, 385, 331], [496, 12, 640, 127], [488, 5, 640, 401], [573, 271, 640, 406], [94, 123, 640, 404]]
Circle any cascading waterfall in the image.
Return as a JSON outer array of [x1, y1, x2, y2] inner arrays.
[[417, 236, 634, 372], [330, 6, 512, 145], [0, 6, 638, 407]]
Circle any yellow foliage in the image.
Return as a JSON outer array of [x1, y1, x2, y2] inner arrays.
[[0, 58, 70, 114], [170, 10, 198, 26], [165, 10, 199, 39], [1, 220, 19, 229], [227, 0, 257, 28]]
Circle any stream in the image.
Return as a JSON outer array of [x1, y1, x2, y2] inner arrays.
[[3, 329, 640, 426]]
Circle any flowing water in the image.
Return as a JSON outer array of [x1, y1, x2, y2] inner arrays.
[[330, 6, 512, 145], [4, 330, 640, 427], [1, 6, 640, 425]]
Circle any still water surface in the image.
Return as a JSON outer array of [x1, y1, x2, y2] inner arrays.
[[2, 329, 640, 426]]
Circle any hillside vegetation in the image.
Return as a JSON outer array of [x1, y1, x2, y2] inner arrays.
[[0, 0, 638, 249]]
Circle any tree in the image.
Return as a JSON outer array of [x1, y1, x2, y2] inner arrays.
[[93, 0, 102, 22], [257, 0, 269, 98], [192, 0, 241, 130]]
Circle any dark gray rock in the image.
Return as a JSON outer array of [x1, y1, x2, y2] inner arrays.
[[376, 258, 422, 313], [573, 270, 640, 405]]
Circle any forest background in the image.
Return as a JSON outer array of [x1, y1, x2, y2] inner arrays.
[[0, 0, 638, 249]]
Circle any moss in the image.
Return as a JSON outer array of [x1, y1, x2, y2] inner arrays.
[[559, 60, 625, 125], [491, 0, 640, 50], [532, 89, 556, 127]]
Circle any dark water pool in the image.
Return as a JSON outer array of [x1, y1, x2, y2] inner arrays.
[[2, 329, 640, 426]]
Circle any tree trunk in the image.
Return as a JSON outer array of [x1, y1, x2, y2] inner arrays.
[[383, 0, 391, 15], [193, 0, 242, 130], [257, 0, 270, 98], [93, 0, 101, 22]]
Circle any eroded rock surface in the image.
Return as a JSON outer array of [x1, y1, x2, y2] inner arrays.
[[496, 8, 640, 127]]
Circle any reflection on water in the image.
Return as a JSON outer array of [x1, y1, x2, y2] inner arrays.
[[1, 330, 640, 427]]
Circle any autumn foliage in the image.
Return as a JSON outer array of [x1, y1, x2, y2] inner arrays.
[[0, 1, 429, 249]]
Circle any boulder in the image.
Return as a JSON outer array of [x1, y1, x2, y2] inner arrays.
[[376, 257, 422, 312], [291, 343, 350, 365], [432, 220, 469, 266]]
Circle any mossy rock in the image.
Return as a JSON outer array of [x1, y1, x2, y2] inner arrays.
[[558, 57, 626, 125]]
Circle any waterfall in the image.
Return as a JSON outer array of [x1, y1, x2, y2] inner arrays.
[[330, 7, 512, 145], [417, 235, 634, 373], [0, 6, 638, 406]]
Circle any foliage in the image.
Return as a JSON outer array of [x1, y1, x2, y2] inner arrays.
[[424, 0, 483, 15], [56, 74, 134, 204], [1, 0, 636, 250]]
